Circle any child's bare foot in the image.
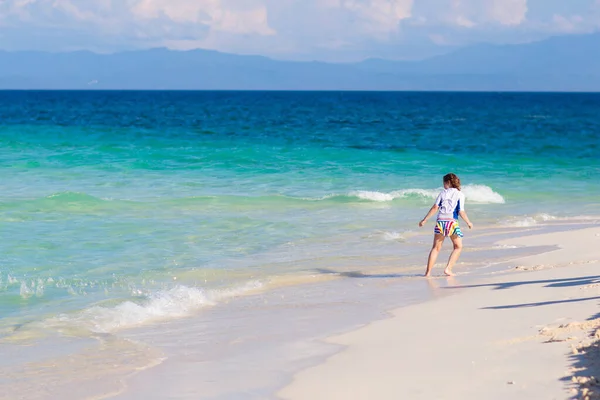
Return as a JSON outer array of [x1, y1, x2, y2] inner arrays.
[[424, 273, 432, 278], [444, 268, 455, 277]]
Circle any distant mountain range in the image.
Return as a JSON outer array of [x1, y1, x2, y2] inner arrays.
[[1, 33, 600, 91]]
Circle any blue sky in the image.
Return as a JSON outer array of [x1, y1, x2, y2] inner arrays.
[[0, 0, 599, 61]]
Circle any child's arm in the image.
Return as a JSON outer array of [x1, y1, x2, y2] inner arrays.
[[419, 204, 439, 227], [459, 210, 473, 229]]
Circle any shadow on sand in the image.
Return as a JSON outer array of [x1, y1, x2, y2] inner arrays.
[[449, 275, 600, 291], [314, 268, 422, 279], [561, 308, 600, 399], [454, 274, 600, 398], [481, 296, 600, 310]]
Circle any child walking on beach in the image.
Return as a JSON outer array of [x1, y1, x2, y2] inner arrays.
[[419, 173, 473, 277]]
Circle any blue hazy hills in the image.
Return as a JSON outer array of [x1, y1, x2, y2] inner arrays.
[[1, 33, 599, 91]]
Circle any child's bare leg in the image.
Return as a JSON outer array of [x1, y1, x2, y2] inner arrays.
[[444, 235, 463, 276], [425, 234, 445, 277]]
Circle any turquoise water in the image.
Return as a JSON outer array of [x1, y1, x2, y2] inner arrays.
[[0, 91, 599, 335]]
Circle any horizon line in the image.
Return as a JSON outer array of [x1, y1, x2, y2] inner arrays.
[[1, 89, 600, 94]]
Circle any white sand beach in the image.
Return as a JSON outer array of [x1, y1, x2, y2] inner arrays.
[[279, 226, 600, 400]]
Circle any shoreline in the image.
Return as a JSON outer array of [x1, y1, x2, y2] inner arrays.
[[1, 222, 599, 399], [278, 226, 600, 400], [109, 223, 600, 400]]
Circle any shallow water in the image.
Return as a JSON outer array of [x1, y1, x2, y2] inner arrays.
[[0, 91, 599, 398]]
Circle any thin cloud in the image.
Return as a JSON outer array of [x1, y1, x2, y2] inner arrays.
[[0, 0, 598, 61]]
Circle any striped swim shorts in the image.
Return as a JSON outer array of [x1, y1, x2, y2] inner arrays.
[[434, 219, 463, 238]]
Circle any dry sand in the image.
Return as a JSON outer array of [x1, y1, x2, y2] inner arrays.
[[278, 227, 600, 400]]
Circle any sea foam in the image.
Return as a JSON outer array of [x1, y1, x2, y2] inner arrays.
[[505, 213, 558, 227], [348, 184, 505, 204], [53, 281, 263, 333]]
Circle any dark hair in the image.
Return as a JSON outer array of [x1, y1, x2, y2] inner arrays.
[[443, 173, 461, 190]]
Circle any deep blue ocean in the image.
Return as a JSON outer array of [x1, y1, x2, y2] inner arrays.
[[0, 91, 599, 335]]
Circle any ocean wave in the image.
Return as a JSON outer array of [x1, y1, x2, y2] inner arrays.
[[364, 230, 407, 241], [3, 185, 505, 215], [347, 189, 438, 202], [167, 186, 504, 205], [346, 185, 504, 204], [461, 185, 505, 204], [381, 231, 405, 241], [45, 192, 106, 202], [504, 213, 558, 227], [0, 191, 136, 214], [51, 281, 263, 333]]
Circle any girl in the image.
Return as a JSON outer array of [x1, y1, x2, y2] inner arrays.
[[419, 173, 473, 277]]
